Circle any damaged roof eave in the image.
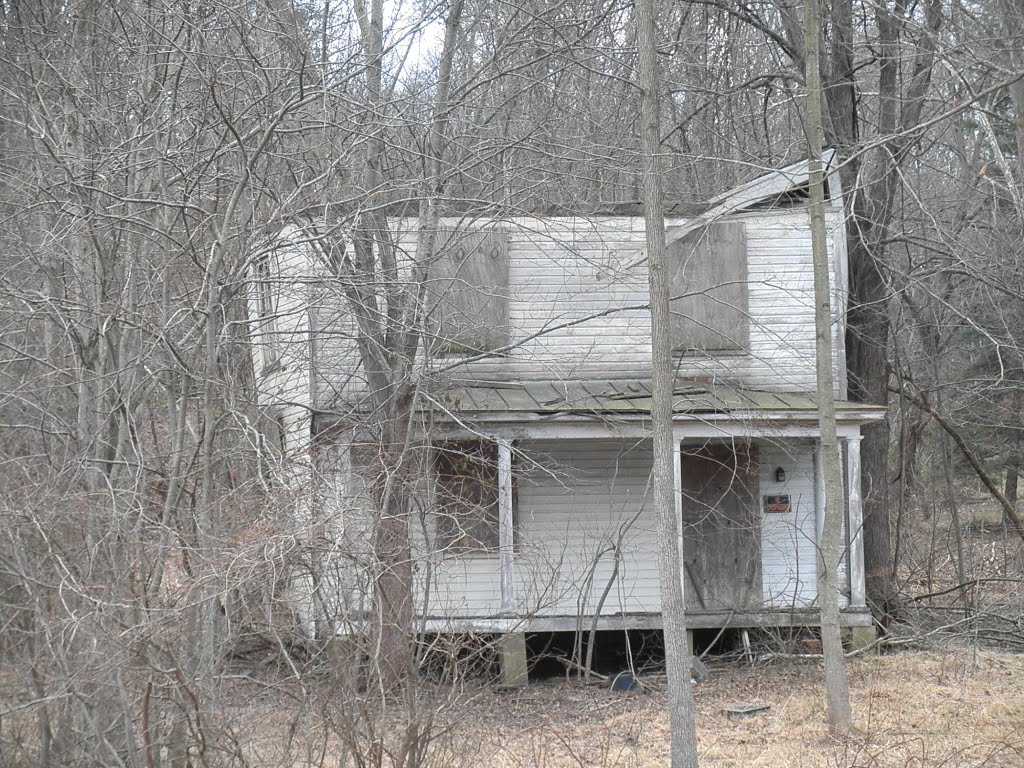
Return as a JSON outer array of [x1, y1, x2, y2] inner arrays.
[[664, 149, 839, 247]]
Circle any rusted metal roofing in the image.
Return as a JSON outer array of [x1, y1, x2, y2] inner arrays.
[[431, 379, 881, 418]]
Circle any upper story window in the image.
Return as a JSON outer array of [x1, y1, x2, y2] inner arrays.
[[667, 221, 749, 353], [425, 229, 510, 356], [252, 254, 280, 365]]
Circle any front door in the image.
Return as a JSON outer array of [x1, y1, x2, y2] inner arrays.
[[681, 442, 762, 611]]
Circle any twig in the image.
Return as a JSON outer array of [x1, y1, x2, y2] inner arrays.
[[546, 655, 610, 682]]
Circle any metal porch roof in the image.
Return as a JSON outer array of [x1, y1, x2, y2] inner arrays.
[[430, 379, 883, 419]]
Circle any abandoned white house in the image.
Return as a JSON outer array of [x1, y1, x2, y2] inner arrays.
[[248, 152, 884, 684]]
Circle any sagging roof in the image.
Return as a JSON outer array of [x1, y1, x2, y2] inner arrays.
[[430, 378, 882, 421], [311, 151, 838, 221]]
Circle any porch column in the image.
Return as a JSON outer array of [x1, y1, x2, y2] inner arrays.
[[673, 439, 686, 602], [498, 438, 515, 612], [845, 435, 866, 609]]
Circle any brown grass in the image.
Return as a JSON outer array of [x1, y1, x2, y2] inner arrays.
[[472, 650, 1024, 768], [4, 650, 1021, 767]]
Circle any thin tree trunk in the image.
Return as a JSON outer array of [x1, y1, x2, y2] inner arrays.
[[357, 0, 465, 691], [635, 0, 699, 763], [1005, 452, 1019, 509], [803, 0, 852, 734], [941, 431, 969, 616]]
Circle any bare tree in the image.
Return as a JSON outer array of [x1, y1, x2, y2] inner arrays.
[[635, 0, 700, 764], [802, 0, 852, 734]]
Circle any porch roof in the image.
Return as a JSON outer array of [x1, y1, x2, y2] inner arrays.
[[430, 379, 884, 422]]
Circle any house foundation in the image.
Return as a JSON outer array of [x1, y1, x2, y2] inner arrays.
[[845, 624, 878, 654], [497, 632, 529, 688]]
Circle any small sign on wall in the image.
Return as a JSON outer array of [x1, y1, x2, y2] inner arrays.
[[764, 494, 791, 513]]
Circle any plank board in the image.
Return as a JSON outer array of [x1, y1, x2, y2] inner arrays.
[[681, 443, 762, 611], [426, 229, 510, 354], [667, 221, 749, 352]]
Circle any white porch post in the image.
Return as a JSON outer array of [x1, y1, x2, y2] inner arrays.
[[498, 438, 515, 612], [846, 434, 867, 609], [673, 439, 686, 602]]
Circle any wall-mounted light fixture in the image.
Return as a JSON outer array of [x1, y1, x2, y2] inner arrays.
[[775, 467, 786, 483]]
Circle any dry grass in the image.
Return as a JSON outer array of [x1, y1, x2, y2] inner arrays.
[[472, 650, 1024, 768], [4, 650, 1022, 767]]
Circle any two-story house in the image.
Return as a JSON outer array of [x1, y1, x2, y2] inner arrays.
[[248, 152, 884, 685]]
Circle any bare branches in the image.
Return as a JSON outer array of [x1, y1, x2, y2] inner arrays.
[[893, 378, 1024, 545]]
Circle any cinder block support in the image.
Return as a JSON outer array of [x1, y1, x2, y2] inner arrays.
[[497, 633, 528, 688], [846, 624, 877, 655]]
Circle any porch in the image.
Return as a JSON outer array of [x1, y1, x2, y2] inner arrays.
[[417, 380, 884, 629]]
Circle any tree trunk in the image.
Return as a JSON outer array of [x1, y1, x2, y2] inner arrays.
[[804, 0, 853, 734], [1006, 458, 1019, 509], [847, 240, 897, 625], [635, 0, 699, 763], [371, 416, 415, 689], [835, 0, 943, 629]]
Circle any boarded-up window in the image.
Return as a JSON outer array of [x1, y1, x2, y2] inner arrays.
[[426, 229, 510, 355], [667, 221, 748, 352], [434, 441, 499, 553]]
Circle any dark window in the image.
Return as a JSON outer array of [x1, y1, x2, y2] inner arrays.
[[434, 440, 500, 553], [667, 221, 748, 352], [426, 229, 510, 355], [253, 255, 279, 362]]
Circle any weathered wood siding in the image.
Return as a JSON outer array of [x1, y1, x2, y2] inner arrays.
[[669, 222, 749, 352], [425, 229, 510, 354], [416, 439, 657, 617], [681, 443, 761, 610], [249, 228, 313, 415], [311, 208, 848, 407], [248, 228, 315, 458]]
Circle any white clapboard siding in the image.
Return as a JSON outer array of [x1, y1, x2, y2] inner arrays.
[[409, 439, 659, 617], [249, 229, 315, 413], [311, 208, 848, 407], [759, 441, 819, 607], [513, 440, 661, 617], [316, 443, 379, 623]]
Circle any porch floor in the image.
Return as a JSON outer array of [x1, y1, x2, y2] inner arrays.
[[418, 609, 873, 634]]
